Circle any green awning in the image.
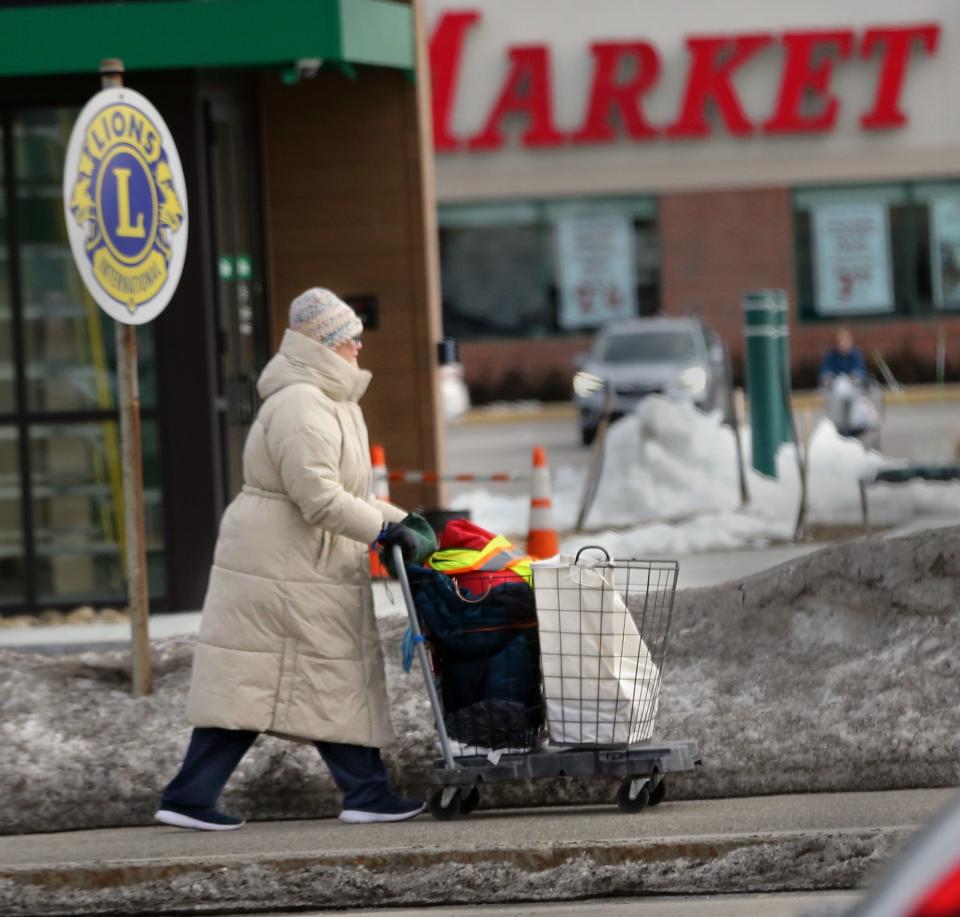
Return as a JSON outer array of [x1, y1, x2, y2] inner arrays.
[[0, 0, 414, 77]]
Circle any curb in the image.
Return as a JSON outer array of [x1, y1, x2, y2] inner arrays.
[[459, 402, 577, 425], [0, 826, 908, 916]]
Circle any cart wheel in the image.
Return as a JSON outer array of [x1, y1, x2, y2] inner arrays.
[[616, 779, 650, 813], [459, 786, 480, 816], [647, 778, 666, 808], [429, 788, 462, 821]]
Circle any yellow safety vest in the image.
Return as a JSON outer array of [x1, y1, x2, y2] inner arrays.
[[426, 534, 533, 584]]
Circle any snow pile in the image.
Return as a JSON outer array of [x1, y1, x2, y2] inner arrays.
[[453, 397, 960, 555], [587, 397, 921, 528], [663, 525, 960, 800], [0, 633, 412, 836], [2, 527, 958, 833]]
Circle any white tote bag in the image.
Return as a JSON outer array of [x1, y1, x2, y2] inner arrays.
[[532, 556, 661, 745]]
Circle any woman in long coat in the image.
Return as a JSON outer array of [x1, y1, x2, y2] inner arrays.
[[155, 288, 423, 830]]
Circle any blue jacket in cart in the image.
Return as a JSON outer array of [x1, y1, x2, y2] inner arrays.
[[407, 566, 545, 751]]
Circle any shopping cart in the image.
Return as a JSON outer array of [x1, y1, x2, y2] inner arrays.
[[392, 544, 701, 820]]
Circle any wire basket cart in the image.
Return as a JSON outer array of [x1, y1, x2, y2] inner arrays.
[[392, 544, 701, 820]]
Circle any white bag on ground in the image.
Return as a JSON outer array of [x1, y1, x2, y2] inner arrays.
[[532, 556, 661, 745]]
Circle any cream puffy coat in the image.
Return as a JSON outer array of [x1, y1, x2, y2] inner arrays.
[[186, 330, 407, 746]]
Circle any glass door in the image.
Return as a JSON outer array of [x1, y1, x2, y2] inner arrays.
[[0, 120, 25, 604], [205, 98, 268, 504], [0, 106, 165, 612]]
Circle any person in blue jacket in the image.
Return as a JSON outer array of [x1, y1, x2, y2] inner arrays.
[[819, 328, 866, 385], [819, 328, 867, 435]]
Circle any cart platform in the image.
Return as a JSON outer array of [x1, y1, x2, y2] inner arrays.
[[431, 739, 701, 785]]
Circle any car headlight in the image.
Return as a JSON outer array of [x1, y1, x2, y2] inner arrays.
[[573, 371, 606, 398], [677, 366, 707, 395]]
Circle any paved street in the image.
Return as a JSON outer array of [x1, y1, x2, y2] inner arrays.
[[871, 397, 958, 463], [448, 404, 586, 499]]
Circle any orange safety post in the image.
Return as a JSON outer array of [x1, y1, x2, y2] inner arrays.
[[526, 445, 559, 559], [370, 443, 390, 579]]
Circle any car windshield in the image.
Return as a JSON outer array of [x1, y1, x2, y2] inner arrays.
[[597, 330, 699, 363]]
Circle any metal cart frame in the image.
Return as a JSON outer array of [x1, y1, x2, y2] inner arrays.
[[391, 545, 701, 820]]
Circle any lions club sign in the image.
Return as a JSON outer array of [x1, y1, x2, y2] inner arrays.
[[63, 87, 187, 324]]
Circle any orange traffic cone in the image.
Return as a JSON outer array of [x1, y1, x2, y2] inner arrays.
[[370, 444, 390, 579], [527, 446, 559, 559]]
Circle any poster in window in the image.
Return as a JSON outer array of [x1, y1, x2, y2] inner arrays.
[[555, 215, 637, 329], [812, 203, 894, 314], [930, 197, 960, 308]]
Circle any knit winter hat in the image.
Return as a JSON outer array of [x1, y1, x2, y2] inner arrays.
[[288, 288, 363, 349]]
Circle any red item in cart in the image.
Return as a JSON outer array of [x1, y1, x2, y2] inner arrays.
[[437, 518, 496, 551], [431, 519, 531, 595]]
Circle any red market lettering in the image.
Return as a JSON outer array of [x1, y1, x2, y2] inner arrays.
[[429, 13, 940, 149], [429, 9, 481, 151], [666, 34, 773, 138], [859, 24, 940, 129], [468, 46, 564, 149], [572, 42, 661, 143], [762, 30, 855, 135]]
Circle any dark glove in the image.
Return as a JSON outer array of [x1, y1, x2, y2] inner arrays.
[[379, 522, 420, 564]]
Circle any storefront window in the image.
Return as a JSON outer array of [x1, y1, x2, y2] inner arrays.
[[439, 196, 659, 340], [914, 182, 960, 310], [14, 109, 157, 413], [0, 107, 165, 612], [794, 182, 960, 320], [30, 420, 164, 605]]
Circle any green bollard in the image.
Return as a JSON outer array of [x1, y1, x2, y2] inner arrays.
[[772, 289, 792, 446], [743, 291, 781, 477]]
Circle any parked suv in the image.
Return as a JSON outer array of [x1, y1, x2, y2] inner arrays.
[[572, 317, 730, 445]]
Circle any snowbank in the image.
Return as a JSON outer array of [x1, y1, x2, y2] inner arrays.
[[664, 525, 960, 800], [2, 527, 958, 834], [453, 397, 960, 556]]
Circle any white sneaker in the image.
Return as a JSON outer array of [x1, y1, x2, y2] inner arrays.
[[339, 800, 426, 824], [155, 807, 245, 831]]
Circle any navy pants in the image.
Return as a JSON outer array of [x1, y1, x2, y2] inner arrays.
[[160, 727, 392, 812]]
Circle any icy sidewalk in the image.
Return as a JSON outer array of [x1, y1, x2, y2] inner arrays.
[[0, 789, 950, 916]]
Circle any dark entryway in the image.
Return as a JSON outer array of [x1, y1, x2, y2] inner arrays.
[[204, 93, 269, 506]]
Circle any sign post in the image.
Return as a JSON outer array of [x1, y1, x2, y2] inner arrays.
[[102, 60, 150, 696], [63, 59, 189, 695]]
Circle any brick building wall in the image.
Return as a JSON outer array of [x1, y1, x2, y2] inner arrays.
[[259, 67, 444, 511], [659, 186, 960, 383], [460, 335, 591, 402], [659, 187, 796, 370]]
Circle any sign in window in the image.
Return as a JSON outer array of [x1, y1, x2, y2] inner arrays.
[[812, 202, 894, 315]]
